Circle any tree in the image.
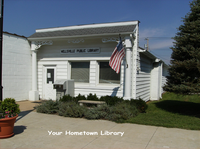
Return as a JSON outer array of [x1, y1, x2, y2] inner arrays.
[[164, 0, 200, 94]]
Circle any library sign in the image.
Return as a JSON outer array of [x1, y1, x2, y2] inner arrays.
[[61, 48, 100, 54]]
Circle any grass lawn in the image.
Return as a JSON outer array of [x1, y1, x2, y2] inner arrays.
[[125, 92, 200, 130]]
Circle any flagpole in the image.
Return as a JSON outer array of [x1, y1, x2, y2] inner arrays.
[[0, 0, 4, 101]]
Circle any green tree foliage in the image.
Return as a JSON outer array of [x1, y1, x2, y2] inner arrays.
[[164, 0, 200, 94]]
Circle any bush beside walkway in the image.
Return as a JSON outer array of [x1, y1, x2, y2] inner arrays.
[[36, 94, 147, 123]]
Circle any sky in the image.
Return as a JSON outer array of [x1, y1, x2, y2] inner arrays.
[[3, 0, 193, 64]]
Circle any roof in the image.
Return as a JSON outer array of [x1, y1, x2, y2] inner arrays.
[[3, 31, 27, 39], [28, 21, 139, 40], [139, 47, 169, 67]]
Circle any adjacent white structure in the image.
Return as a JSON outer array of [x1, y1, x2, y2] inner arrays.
[[27, 21, 168, 101], [2, 32, 32, 101], [2, 21, 168, 102], [137, 48, 168, 101]]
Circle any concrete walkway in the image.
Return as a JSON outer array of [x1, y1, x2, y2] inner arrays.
[[0, 100, 200, 149]]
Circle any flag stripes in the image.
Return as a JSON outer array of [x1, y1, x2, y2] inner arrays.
[[109, 40, 125, 74]]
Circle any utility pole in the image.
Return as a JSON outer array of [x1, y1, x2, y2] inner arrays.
[[0, 0, 3, 101], [145, 37, 149, 51]]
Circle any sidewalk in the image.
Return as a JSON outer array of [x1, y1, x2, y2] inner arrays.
[[0, 100, 200, 149], [17, 100, 44, 111]]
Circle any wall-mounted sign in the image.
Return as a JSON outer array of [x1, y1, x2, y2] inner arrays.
[[60, 48, 100, 54]]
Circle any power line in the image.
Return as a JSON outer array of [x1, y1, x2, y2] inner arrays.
[[149, 50, 171, 63], [140, 37, 172, 39]]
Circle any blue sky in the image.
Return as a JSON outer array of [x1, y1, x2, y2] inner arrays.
[[3, 0, 192, 64]]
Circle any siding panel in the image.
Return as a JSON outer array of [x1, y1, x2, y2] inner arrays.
[[136, 54, 152, 101]]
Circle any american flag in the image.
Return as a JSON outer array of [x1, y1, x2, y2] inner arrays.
[[109, 39, 125, 74]]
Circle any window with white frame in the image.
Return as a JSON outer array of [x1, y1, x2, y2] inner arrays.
[[71, 62, 90, 83], [99, 62, 120, 84]]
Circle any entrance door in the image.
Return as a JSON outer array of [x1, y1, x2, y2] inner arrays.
[[43, 66, 56, 100]]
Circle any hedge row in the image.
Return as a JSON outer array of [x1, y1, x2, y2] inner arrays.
[[36, 93, 148, 122], [59, 93, 147, 113]]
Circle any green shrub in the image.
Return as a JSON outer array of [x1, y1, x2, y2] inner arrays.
[[84, 107, 100, 119], [105, 113, 121, 122], [74, 94, 86, 103], [130, 98, 148, 113], [87, 93, 99, 101], [107, 102, 138, 122], [58, 101, 87, 118], [97, 104, 111, 114], [100, 96, 123, 106], [60, 94, 74, 102], [36, 100, 59, 114], [59, 94, 87, 103], [110, 103, 131, 120], [35, 93, 146, 122], [97, 105, 110, 119], [95, 104, 111, 119], [0, 98, 20, 118], [84, 102, 138, 122], [0, 101, 2, 113], [84, 104, 111, 120]]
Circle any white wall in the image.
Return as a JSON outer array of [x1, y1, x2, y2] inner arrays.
[[2, 33, 32, 101], [37, 38, 124, 99], [161, 64, 169, 93], [136, 53, 152, 101], [35, 37, 168, 101], [150, 62, 163, 100]]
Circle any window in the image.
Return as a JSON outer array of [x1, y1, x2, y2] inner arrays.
[[71, 62, 90, 83], [99, 62, 120, 84], [47, 68, 54, 84]]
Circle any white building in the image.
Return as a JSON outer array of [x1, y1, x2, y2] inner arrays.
[[2, 32, 31, 101], [2, 21, 168, 101]]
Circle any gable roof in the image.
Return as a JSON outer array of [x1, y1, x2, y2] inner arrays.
[[28, 21, 139, 40]]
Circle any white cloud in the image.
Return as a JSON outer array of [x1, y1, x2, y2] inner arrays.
[[140, 28, 165, 38], [139, 27, 174, 50], [139, 27, 175, 64], [149, 39, 174, 50]]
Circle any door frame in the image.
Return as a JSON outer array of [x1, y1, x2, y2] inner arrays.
[[42, 65, 57, 99]]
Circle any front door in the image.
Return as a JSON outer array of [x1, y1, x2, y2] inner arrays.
[[43, 66, 56, 100]]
